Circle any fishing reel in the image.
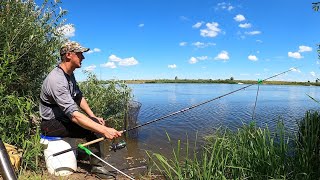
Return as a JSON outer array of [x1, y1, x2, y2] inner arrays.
[[109, 140, 127, 152]]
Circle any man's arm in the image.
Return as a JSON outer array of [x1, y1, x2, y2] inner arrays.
[[79, 97, 105, 125], [79, 97, 95, 117], [71, 111, 121, 139]]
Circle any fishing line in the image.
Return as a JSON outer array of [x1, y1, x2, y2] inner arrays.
[[252, 79, 262, 120], [123, 67, 298, 133]]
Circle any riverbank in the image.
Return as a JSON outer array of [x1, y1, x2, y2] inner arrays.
[[114, 79, 319, 86], [18, 145, 162, 180]]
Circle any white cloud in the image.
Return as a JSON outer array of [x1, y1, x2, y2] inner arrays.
[[192, 22, 203, 28], [189, 57, 198, 64], [239, 23, 252, 28], [192, 42, 216, 48], [84, 65, 96, 72], [290, 67, 301, 73], [109, 54, 122, 62], [179, 42, 187, 46], [214, 51, 229, 61], [216, 2, 234, 11], [168, 64, 177, 69], [248, 55, 258, 61], [101, 62, 116, 69], [103, 54, 139, 68], [197, 56, 208, 60], [87, 48, 101, 54], [310, 71, 316, 77], [245, 31, 261, 35], [180, 16, 190, 21], [56, 24, 75, 38], [200, 22, 221, 38], [234, 14, 245, 22], [138, 23, 144, 27], [256, 40, 263, 43], [188, 56, 209, 64], [298, 45, 312, 52], [288, 52, 303, 59], [119, 57, 138, 66]]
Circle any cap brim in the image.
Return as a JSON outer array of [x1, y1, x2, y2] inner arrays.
[[81, 47, 90, 52], [74, 47, 90, 53]]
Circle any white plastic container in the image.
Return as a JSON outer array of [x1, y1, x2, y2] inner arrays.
[[40, 135, 77, 176]]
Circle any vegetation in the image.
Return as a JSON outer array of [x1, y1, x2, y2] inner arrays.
[[0, 0, 65, 172], [147, 111, 320, 179], [79, 72, 132, 129], [0, 0, 132, 175], [124, 79, 320, 86]]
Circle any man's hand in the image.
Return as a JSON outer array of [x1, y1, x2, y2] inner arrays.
[[90, 116, 105, 126], [95, 116, 105, 126], [103, 127, 122, 139]]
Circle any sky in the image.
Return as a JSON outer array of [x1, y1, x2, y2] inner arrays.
[[51, 0, 320, 82]]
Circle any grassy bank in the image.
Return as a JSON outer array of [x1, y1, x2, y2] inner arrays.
[[122, 79, 319, 86], [147, 111, 320, 179]]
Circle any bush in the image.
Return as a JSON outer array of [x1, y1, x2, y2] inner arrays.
[[0, 0, 65, 98], [0, 0, 66, 171], [79, 72, 132, 129]]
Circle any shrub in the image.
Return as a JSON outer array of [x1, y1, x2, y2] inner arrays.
[[0, 0, 66, 171], [79, 72, 132, 129]]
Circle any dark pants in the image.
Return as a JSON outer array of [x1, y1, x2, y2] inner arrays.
[[40, 117, 101, 140]]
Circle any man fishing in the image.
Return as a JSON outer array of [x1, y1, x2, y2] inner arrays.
[[39, 41, 122, 179]]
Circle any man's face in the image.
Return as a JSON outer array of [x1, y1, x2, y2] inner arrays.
[[66, 51, 85, 68]]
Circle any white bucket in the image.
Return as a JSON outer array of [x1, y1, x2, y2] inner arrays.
[[40, 135, 77, 176]]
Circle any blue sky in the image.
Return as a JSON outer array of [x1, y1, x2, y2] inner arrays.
[[54, 0, 319, 82]]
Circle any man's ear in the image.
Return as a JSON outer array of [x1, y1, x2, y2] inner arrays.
[[64, 52, 72, 61]]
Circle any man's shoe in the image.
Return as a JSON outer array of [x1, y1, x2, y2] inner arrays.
[[91, 166, 115, 179]]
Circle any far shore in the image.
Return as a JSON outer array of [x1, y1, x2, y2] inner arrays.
[[100, 79, 320, 86]]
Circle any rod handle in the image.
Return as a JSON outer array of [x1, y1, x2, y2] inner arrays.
[[52, 137, 105, 157]]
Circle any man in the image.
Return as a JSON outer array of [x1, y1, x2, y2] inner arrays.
[[39, 41, 121, 179]]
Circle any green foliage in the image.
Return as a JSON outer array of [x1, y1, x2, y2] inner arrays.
[[148, 122, 293, 179], [0, 0, 66, 171], [79, 72, 132, 129], [312, 2, 320, 11], [0, 95, 42, 171], [294, 111, 320, 179], [0, 0, 65, 98]]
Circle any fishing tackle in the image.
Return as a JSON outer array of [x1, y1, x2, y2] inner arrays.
[[109, 140, 127, 152]]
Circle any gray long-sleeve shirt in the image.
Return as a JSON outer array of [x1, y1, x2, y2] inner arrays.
[[39, 66, 83, 121]]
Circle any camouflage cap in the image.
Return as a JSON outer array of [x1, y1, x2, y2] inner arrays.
[[60, 41, 90, 55]]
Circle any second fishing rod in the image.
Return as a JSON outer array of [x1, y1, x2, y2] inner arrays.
[[52, 67, 297, 157]]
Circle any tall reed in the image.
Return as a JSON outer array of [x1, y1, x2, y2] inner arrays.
[[294, 111, 320, 179], [148, 122, 292, 179]]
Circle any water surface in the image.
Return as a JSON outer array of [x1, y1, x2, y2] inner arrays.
[[109, 83, 320, 165]]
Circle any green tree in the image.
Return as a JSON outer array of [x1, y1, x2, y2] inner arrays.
[[0, 0, 66, 98], [0, 0, 66, 170]]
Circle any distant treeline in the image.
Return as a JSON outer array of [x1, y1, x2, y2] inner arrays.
[[100, 79, 320, 86]]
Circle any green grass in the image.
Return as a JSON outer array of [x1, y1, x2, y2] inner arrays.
[[148, 111, 320, 180]]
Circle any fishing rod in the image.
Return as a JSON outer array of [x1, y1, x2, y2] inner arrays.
[[122, 67, 297, 133], [52, 67, 297, 156]]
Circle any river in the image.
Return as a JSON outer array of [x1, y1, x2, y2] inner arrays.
[[106, 83, 320, 168]]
